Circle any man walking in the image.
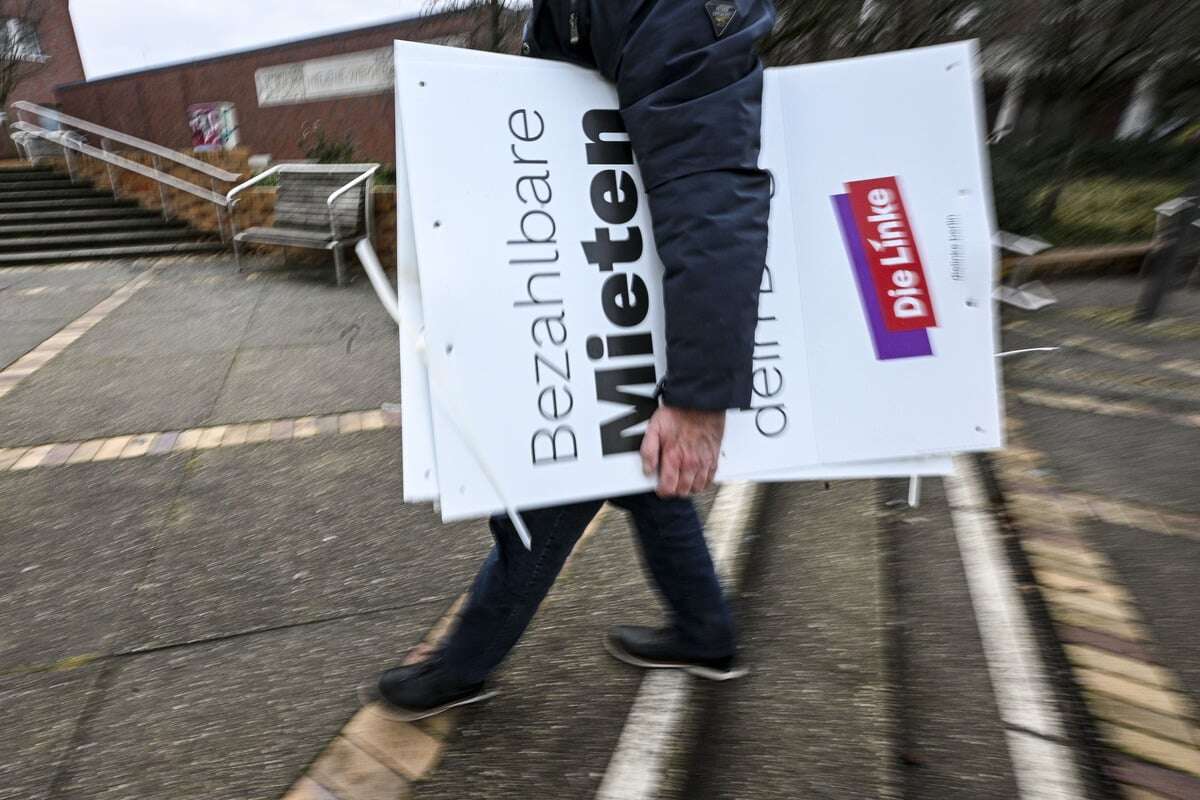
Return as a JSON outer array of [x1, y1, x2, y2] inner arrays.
[[368, 0, 776, 720]]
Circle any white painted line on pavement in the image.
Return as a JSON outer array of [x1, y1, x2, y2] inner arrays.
[[596, 482, 763, 800], [947, 455, 1086, 800]]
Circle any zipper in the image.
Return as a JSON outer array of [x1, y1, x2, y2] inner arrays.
[[568, 0, 580, 45]]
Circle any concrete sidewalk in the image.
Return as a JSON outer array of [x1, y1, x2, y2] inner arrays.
[[1, 255, 1048, 800]]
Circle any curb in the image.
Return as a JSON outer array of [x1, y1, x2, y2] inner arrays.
[[1002, 243, 1152, 281]]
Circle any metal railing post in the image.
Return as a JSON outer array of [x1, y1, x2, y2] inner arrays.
[[211, 176, 227, 243], [100, 137, 119, 199], [62, 140, 76, 181], [151, 154, 171, 220]]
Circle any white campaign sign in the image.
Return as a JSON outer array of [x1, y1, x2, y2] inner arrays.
[[391, 41, 1000, 520], [389, 44, 956, 505]]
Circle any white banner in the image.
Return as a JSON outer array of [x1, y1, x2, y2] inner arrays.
[[391, 41, 1000, 520]]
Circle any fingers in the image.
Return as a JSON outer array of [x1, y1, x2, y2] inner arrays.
[[687, 455, 716, 496], [696, 459, 718, 495], [659, 449, 709, 498], [657, 447, 681, 498], [675, 456, 700, 498], [640, 419, 661, 477]]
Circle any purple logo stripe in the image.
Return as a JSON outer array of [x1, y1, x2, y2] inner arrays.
[[832, 194, 933, 361]]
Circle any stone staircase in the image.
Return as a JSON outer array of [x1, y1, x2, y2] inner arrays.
[[0, 163, 224, 266]]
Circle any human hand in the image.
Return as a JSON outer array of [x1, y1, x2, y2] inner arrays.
[[639, 405, 726, 498]]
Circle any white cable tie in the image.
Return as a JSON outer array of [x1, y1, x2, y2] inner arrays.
[[355, 239, 534, 549], [993, 345, 1060, 357]]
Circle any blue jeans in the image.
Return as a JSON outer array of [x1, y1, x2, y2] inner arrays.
[[439, 493, 736, 684]]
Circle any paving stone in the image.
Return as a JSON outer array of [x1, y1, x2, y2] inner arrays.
[[1034, 567, 1131, 603], [1111, 754, 1200, 800], [1022, 537, 1108, 568], [1120, 786, 1174, 800], [11, 444, 53, 470], [343, 709, 445, 780], [243, 421, 274, 443], [0, 666, 104, 800], [40, 442, 79, 466], [173, 428, 205, 451], [1048, 604, 1149, 642], [1086, 692, 1199, 747], [0, 456, 188, 670], [308, 736, 411, 800], [1099, 722, 1200, 777], [52, 608, 440, 800], [220, 424, 249, 446], [147, 431, 179, 455], [1044, 587, 1138, 622], [1056, 624, 1157, 664], [1024, 526, 1093, 552], [1075, 668, 1193, 718], [281, 777, 340, 800], [1066, 644, 1176, 689], [65, 439, 105, 464], [1027, 552, 1115, 583], [93, 435, 133, 462], [195, 425, 226, 449], [0, 447, 24, 470]]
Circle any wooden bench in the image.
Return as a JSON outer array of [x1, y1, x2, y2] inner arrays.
[[227, 163, 379, 286]]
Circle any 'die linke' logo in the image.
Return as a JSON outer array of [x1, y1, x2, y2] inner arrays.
[[850, 178, 936, 331], [580, 110, 657, 457], [833, 177, 937, 361]]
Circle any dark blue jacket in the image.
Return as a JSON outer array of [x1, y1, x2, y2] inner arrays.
[[524, 0, 776, 411]]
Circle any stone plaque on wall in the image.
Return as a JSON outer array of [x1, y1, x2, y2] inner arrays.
[[256, 48, 395, 106]]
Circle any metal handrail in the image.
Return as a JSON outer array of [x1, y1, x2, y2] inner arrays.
[[12, 101, 241, 183], [12, 122, 228, 206], [224, 164, 282, 204], [328, 166, 379, 206], [12, 120, 232, 243]]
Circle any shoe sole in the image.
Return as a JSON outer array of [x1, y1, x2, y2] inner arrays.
[[604, 638, 749, 681], [356, 682, 498, 722]]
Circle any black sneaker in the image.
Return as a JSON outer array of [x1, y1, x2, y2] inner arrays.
[[358, 659, 497, 722], [605, 625, 748, 681]]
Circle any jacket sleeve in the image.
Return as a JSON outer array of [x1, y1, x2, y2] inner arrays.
[[615, 1, 776, 411]]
